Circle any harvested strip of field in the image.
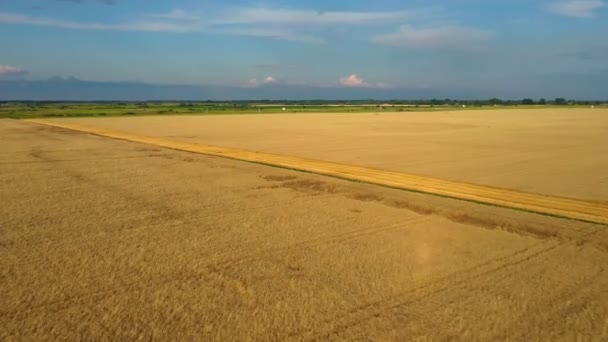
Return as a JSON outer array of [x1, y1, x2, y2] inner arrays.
[[26, 119, 608, 224]]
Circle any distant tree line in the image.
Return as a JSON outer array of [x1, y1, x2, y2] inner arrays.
[[383, 98, 603, 106], [1, 98, 606, 107]]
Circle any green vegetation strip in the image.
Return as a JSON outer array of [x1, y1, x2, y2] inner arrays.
[[3, 101, 605, 119], [26, 119, 608, 225]]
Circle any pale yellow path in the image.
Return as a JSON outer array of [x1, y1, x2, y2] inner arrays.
[[26, 119, 608, 225]]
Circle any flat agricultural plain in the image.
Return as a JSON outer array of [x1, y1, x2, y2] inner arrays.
[[2, 109, 608, 341], [48, 108, 608, 201]]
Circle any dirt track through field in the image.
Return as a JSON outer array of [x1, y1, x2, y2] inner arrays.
[[26, 119, 608, 225]]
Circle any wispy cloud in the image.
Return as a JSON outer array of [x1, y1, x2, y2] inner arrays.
[[56, 0, 117, 5], [0, 12, 197, 32], [547, 0, 605, 17], [338, 74, 390, 88], [216, 8, 413, 26], [0, 65, 27, 76], [250, 64, 297, 70], [245, 75, 280, 87], [371, 25, 495, 49], [0, 64, 28, 80], [0, 10, 328, 42], [0, 6, 426, 44], [218, 27, 325, 44], [207, 7, 417, 43], [145, 9, 201, 22], [207, 7, 415, 43]]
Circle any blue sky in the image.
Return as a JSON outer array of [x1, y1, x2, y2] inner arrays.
[[0, 0, 607, 99]]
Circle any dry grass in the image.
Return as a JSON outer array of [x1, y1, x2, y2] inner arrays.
[[2, 118, 608, 341]]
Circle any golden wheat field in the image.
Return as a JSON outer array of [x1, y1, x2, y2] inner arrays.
[[2, 109, 608, 341], [53, 108, 608, 201]]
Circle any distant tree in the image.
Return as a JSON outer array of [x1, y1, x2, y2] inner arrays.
[[522, 98, 535, 105], [555, 98, 567, 105], [538, 98, 547, 105]]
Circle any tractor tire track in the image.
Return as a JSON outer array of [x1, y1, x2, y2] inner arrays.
[[295, 225, 602, 340], [0, 216, 425, 320]]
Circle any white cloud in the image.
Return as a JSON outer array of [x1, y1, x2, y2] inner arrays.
[[0, 6, 458, 48], [0, 65, 26, 75], [0, 7, 413, 31], [245, 76, 281, 87], [547, 0, 604, 17], [339, 74, 366, 87], [338, 74, 390, 88], [0, 12, 197, 32], [56, 0, 117, 5], [145, 9, 201, 21], [0, 10, 327, 43], [245, 79, 259, 87], [217, 8, 413, 26], [371, 25, 495, 48], [0, 6, 422, 44], [217, 27, 325, 44]]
